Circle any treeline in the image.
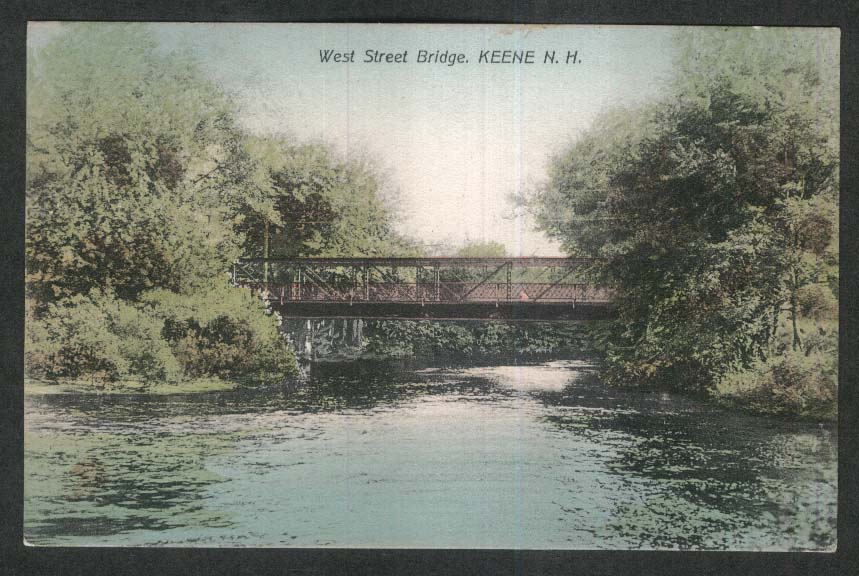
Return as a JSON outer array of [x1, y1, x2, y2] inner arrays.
[[528, 29, 839, 419], [363, 321, 608, 361], [25, 24, 412, 389]]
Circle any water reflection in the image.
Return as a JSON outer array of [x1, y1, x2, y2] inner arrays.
[[533, 369, 837, 550], [25, 431, 236, 544], [24, 360, 836, 549]]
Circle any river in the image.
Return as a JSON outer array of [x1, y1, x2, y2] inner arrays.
[[24, 360, 836, 550]]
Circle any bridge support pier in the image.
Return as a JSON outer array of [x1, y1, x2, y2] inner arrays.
[[304, 319, 313, 357]]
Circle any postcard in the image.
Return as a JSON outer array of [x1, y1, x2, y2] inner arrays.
[[24, 23, 838, 550]]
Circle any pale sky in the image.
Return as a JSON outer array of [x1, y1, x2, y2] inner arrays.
[[30, 23, 680, 256]]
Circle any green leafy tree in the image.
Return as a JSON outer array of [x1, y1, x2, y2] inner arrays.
[[528, 28, 838, 393], [238, 137, 417, 259], [26, 23, 249, 304]]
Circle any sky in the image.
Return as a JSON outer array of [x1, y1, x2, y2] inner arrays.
[[29, 23, 680, 256]]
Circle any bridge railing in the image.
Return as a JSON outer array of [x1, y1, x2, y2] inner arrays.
[[232, 257, 612, 305]]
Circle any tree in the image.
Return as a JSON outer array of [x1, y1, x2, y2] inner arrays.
[[528, 28, 838, 390], [671, 28, 839, 353], [455, 241, 507, 258], [26, 23, 250, 305], [238, 137, 418, 259]]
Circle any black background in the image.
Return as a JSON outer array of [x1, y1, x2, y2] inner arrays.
[[1, 1, 857, 574]]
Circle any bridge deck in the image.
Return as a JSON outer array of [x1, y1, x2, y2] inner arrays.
[[267, 301, 614, 321]]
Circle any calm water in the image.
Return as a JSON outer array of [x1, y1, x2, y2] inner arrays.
[[24, 360, 836, 549]]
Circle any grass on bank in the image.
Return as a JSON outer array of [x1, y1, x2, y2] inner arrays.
[[711, 352, 837, 422]]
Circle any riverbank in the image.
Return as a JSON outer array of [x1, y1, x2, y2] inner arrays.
[[24, 377, 242, 396], [710, 388, 837, 424], [24, 354, 838, 425]]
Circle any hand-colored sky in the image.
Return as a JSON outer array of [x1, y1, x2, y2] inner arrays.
[[30, 23, 680, 255]]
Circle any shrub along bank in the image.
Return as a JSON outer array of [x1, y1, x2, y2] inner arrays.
[[25, 284, 296, 392]]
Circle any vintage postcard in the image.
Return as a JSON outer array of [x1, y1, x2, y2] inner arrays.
[[24, 23, 838, 549]]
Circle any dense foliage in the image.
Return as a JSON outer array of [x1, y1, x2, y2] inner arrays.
[[139, 284, 296, 383], [24, 24, 300, 386], [25, 290, 183, 384], [528, 29, 838, 417]]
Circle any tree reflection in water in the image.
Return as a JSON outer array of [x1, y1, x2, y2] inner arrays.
[[536, 372, 836, 550]]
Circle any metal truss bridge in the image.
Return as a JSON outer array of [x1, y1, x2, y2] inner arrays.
[[231, 257, 614, 321]]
